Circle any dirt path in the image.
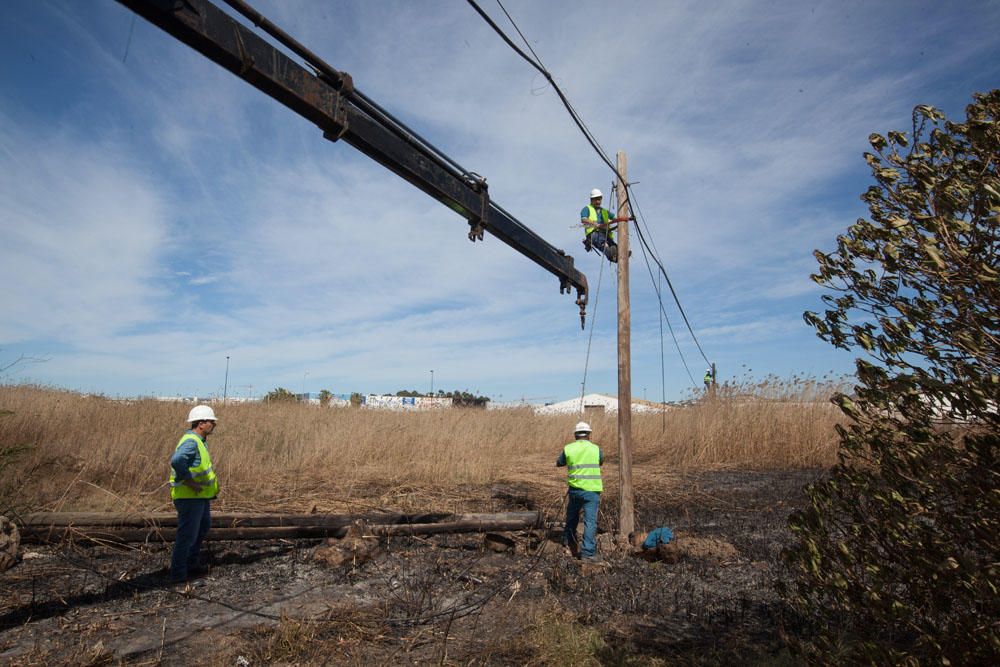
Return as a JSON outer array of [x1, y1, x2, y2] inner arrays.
[[0, 469, 821, 665]]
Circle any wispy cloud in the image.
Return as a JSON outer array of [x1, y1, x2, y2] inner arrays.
[[0, 113, 168, 343], [1, 0, 998, 399]]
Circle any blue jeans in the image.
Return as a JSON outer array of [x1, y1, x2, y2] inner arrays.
[[587, 231, 618, 262], [564, 488, 600, 557], [171, 498, 211, 580]]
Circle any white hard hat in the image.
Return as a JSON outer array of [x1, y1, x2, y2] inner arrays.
[[574, 421, 592, 434], [590, 188, 603, 199], [187, 405, 217, 423]]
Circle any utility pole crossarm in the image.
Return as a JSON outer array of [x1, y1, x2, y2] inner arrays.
[[117, 0, 588, 322]]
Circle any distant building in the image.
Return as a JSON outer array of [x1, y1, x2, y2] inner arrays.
[[534, 393, 668, 415], [362, 395, 454, 411]]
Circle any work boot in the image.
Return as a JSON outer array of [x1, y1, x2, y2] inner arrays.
[[580, 554, 603, 564]]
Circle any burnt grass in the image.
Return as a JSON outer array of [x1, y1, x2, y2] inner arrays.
[[0, 469, 820, 665]]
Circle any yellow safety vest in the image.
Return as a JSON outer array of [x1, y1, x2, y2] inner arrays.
[[169, 433, 219, 500], [584, 205, 615, 241], [563, 439, 603, 492]]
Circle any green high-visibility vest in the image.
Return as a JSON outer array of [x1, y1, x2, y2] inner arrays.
[[584, 205, 615, 242], [169, 433, 219, 500], [563, 439, 603, 492]]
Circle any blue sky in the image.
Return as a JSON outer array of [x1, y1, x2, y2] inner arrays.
[[1, 0, 998, 402]]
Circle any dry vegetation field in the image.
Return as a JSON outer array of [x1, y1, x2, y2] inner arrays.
[[1, 380, 847, 665], [1, 379, 844, 515]]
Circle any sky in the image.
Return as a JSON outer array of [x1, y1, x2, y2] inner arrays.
[[1, 0, 998, 403]]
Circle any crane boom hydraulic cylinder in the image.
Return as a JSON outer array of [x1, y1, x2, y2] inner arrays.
[[116, 0, 589, 326]]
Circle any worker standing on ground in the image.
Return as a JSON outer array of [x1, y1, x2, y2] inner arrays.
[[557, 421, 604, 562], [581, 188, 628, 263], [169, 405, 220, 584]]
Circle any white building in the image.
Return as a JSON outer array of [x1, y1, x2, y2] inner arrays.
[[534, 393, 668, 415], [362, 395, 454, 411]]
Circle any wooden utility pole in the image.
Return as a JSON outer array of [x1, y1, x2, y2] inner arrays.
[[615, 150, 635, 537]]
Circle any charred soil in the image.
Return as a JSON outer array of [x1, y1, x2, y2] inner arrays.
[[0, 469, 818, 665]]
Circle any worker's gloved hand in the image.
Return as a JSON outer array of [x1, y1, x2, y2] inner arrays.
[[583, 238, 592, 252]]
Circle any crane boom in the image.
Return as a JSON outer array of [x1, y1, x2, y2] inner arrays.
[[115, 0, 589, 325]]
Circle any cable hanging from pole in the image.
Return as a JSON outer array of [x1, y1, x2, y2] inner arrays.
[[578, 236, 607, 413]]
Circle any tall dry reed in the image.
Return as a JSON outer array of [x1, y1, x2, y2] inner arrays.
[[0, 377, 846, 513]]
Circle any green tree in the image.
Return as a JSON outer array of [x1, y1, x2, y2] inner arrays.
[[264, 387, 297, 402], [785, 91, 1000, 662], [318, 389, 333, 407], [440, 389, 491, 407]]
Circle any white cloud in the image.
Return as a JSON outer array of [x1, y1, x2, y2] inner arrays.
[[1, 0, 998, 399], [0, 116, 168, 343]]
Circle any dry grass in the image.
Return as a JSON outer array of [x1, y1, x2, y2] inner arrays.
[[0, 378, 846, 514]]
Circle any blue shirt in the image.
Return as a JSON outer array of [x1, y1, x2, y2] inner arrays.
[[170, 430, 203, 482]]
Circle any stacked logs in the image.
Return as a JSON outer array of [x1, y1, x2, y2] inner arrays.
[[17, 511, 544, 545]]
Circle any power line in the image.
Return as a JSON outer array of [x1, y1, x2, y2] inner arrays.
[[468, 0, 713, 374], [495, 0, 543, 67], [627, 187, 712, 367], [635, 214, 699, 388], [466, 0, 620, 178]]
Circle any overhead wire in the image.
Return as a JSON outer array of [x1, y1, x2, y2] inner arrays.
[[226, 0, 712, 385], [633, 206, 699, 388], [466, 0, 619, 177], [216, 0, 584, 297], [469, 0, 713, 379], [658, 270, 667, 430], [627, 188, 712, 367]]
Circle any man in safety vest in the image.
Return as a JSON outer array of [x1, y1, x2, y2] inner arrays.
[[581, 188, 627, 263], [557, 421, 604, 562], [168, 404, 220, 584]]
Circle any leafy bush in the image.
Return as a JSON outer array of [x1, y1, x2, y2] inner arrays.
[[264, 387, 298, 402], [785, 91, 1000, 662]]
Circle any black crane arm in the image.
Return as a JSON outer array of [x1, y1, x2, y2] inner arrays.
[[116, 0, 589, 326]]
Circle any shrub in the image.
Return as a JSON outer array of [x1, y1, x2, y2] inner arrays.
[[785, 91, 1000, 662], [264, 387, 297, 402]]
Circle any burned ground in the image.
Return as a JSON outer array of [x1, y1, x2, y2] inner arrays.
[[0, 469, 819, 665]]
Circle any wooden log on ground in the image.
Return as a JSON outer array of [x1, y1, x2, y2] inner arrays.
[[21, 525, 348, 544], [20, 511, 435, 528], [368, 519, 540, 537], [19, 511, 537, 529], [18, 511, 544, 544]]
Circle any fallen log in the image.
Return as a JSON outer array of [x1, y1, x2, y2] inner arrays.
[[20, 511, 535, 529], [18, 511, 544, 544]]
